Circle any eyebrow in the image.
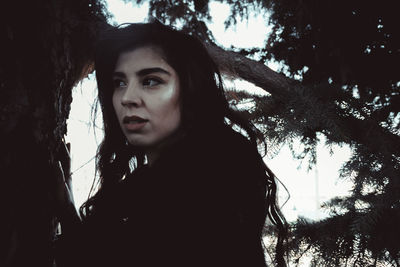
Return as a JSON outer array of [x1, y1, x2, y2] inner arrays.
[[137, 67, 171, 76], [112, 72, 126, 79], [112, 68, 171, 78]]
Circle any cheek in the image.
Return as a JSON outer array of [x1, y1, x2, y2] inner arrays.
[[168, 104, 181, 127], [157, 84, 179, 106], [155, 99, 181, 129], [167, 87, 181, 125], [155, 83, 181, 122]]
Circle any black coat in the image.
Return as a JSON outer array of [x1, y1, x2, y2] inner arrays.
[[57, 126, 269, 267]]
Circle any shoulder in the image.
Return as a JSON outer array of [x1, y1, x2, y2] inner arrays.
[[186, 124, 259, 158], [181, 125, 268, 189], [153, 124, 267, 185], [212, 125, 265, 172]]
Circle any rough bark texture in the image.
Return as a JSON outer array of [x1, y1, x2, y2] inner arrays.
[[206, 44, 293, 99], [0, 1, 107, 266]]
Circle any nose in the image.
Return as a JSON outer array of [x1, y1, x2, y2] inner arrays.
[[121, 83, 142, 107]]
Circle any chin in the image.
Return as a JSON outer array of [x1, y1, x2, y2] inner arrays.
[[126, 138, 152, 148], [127, 140, 145, 147]]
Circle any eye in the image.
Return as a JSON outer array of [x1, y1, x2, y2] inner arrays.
[[143, 77, 162, 87], [113, 79, 127, 88]]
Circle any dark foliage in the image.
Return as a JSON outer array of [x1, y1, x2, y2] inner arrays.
[[2, 0, 398, 265], [261, 1, 400, 265], [124, 0, 400, 265]]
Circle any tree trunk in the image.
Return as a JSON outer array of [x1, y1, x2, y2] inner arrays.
[[0, 1, 107, 266]]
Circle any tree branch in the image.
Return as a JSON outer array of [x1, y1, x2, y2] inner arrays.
[[205, 43, 400, 156], [206, 43, 294, 99]]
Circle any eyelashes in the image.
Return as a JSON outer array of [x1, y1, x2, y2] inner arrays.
[[142, 77, 162, 87], [113, 79, 127, 88], [112, 77, 164, 89]]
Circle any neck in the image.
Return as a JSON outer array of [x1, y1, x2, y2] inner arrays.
[[145, 150, 159, 166], [145, 129, 186, 166]]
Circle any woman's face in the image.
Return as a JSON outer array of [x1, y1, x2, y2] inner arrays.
[[112, 46, 181, 152]]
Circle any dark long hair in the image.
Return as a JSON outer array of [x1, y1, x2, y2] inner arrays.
[[80, 21, 287, 265]]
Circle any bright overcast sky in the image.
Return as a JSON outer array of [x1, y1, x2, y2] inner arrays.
[[66, 0, 353, 222]]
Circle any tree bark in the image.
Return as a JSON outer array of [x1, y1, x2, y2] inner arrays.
[[0, 1, 107, 266], [206, 44, 294, 99]]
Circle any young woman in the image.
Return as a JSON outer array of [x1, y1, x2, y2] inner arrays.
[[56, 21, 287, 267]]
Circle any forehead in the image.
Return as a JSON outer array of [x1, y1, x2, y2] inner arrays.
[[114, 46, 171, 72]]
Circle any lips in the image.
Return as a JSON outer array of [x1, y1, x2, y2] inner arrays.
[[123, 115, 148, 131]]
